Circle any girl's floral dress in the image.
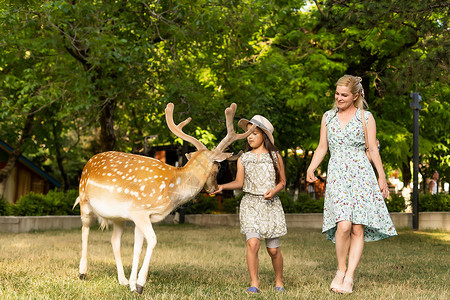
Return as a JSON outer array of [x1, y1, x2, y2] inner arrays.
[[323, 108, 397, 242], [239, 152, 287, 239]]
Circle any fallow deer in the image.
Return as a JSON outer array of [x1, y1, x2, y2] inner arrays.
[[73, 102, 256, 294]]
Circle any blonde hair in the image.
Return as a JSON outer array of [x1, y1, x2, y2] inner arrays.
[[334, 75, 368, 109]]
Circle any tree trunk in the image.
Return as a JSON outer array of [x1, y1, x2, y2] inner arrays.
[[0, 111, 35, 184], [99, 97, 116, 152], [51, 122, 70, 191], [402, 160, 412, 187]]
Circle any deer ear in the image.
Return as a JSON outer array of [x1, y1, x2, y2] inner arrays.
[[213, 152, 234, 162], [226, 150, 243, 161], [185, 152, 194, 161]]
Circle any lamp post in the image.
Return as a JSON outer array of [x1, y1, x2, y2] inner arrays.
[[410, 92, 422, 230]]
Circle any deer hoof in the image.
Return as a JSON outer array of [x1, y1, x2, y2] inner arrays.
[[79, 273, 86, 280], [136, 284, 144, 294]]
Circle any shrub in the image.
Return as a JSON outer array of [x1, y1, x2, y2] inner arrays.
[[184, 193, 219, 214], [418, 193, 450, 212], [0, 197, 13, 216], [385, 194, 408, 212], [13, 189, 79, 216], [279, 192, 324, 213], [222, 193, 243, 213]]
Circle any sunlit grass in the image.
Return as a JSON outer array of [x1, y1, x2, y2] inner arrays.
[[0, 225, 448, 299]]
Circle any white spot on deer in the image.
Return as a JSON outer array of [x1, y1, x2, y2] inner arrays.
[[154, 175, 158, 179], [112, 179, 116, 182], [176, 177, 181, 184], [140, 185, 146, 191], [157, 195, 162, 201], [125, 188, 130, 194], [169, 183, 174, 188], [159, 182, 166, 190], [107, 173, 111, 176], [117, 187, 122, 192]]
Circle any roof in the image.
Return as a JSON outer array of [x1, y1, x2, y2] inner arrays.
[[0, 139, 62, 188]]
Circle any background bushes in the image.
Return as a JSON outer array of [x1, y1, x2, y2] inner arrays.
[[1, 190, 448, 216], [0, 189, 79, 216], [418, 193, 450, 212]]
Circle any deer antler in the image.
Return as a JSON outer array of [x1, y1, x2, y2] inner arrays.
[[165, 103, 207, 150], [214, 103, 257, 153]]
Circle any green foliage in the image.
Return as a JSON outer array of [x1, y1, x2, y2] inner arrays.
[[184, 191, 323, 214], [184, 193, 219, 215], [13, 189, 79, 216], [0, 197, 13, 216], [0, 0, 448, 191], [385, 194, 409, 212], [279, 192, 324, 213], [419, 193, 450, 212], [222, 193, 243, 214]]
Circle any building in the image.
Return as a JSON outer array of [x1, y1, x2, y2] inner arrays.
[[0, 139, 61, 203]]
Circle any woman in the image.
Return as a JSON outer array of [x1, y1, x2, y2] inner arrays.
[[307, 75, 397, 293]]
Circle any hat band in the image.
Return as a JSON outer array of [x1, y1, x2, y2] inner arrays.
[[249, 118, 272, 133]]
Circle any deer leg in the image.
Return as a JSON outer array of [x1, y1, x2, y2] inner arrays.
[[133, 214, 157, 295], [79, 204, 94, 280], [79, 225, 90, 279], [129, 224, 145, 292], [111, 221, 128, 286]]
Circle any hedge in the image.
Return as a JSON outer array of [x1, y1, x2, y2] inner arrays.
[[0, 189, 79, 216], [1, 189, 448, 216]]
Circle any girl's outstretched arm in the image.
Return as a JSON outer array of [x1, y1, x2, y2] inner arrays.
[[307, 114, 328, 182], [210, 157, 245, 194]]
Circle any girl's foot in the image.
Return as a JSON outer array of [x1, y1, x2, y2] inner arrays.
[[246, 287, 260, 294], [330, 270, 345, 292], [338, 276, 353, 294], [275, 287, 285, 292]]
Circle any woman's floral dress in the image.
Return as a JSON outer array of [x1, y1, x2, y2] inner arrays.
[[323, 108, 397, 242], [239, 152, 287, 239]]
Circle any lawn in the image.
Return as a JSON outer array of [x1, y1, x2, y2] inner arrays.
[[0, 224, 448, 299]]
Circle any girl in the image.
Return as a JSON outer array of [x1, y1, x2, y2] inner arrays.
[[307, 75, 397, 293], [212, 115, 287, 293]]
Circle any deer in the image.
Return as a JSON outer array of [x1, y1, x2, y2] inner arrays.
[[73, 102, 256, 294]]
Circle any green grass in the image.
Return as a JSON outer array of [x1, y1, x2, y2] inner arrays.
[[0, 225, 448, 299]]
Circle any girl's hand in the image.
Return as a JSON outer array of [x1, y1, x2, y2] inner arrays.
[[210, 185, 223, 195], [306, 168, 318, 183], [264, 190, 275, 200], [378, 177, 389, 199]]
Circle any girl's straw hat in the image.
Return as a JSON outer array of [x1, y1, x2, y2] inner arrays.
[[238, 115, 274, 144]]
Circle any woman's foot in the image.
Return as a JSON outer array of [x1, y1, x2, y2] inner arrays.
[[330, 270, 345, 292], [338, 276, 353, 294]]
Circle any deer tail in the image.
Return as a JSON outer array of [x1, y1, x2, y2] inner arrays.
[[72, 197, 81, 210]]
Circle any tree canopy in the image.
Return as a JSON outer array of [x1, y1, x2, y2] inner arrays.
[[0, 0, 448, 191]]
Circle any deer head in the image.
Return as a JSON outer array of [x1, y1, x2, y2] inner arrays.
[[75, 102, 255, 294], [164, 102, 256, 193]]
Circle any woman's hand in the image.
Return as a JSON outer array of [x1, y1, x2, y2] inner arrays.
[[210, 185, 223, 195], [306, 168, 318, 183], [378, 177, 389, 199]]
